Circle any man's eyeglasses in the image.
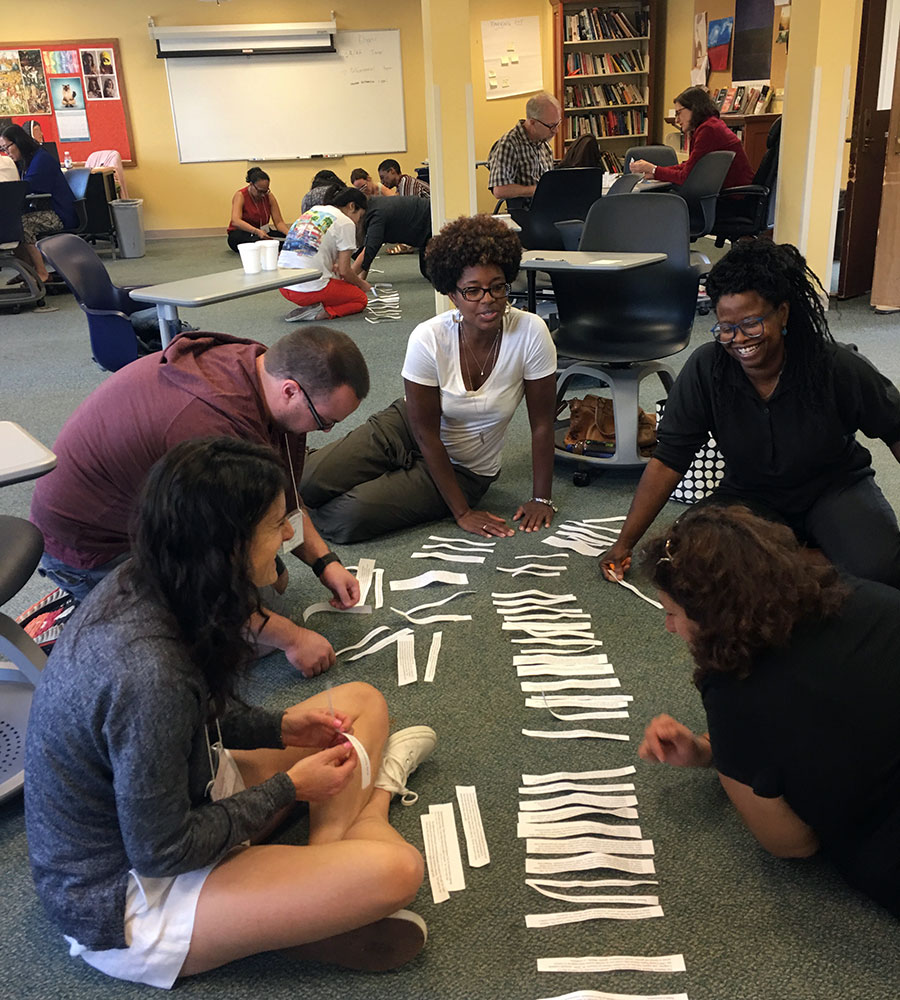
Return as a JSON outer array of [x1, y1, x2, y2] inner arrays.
[[296, 382, 334, 431], [456, 280, 511, 302], [711, 309, 778, 344], [534, 117, 561, 132]]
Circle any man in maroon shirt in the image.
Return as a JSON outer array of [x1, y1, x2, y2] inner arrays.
[[31, 327, 369, 677]]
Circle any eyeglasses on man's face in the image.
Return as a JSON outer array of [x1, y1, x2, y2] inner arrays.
[[711, 309, 778, 344], [534, 116, 561, 132], [296, 382, 335, 431], [455, 280, 511, 302]]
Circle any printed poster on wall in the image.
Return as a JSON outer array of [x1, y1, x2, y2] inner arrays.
[[0, 51, 28, 115], [81, 47, 119, 100], [19, 49, 51, 114], [707, 17, 733, 72], [481, 16, 543, 100], [50, 76, 90, 142]]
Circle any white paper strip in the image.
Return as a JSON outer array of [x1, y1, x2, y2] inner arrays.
[[526, 904, 663, 926], [519, 782, 635, 795], [374, 568, 384, 609], [429, 803, 465, 890], [546, 710, 629, 722], [302, 602, 373, 622], [522, 728, 628, 741], [354, 558, 376, 607], [529, 889, 658, 905], [527, 837, 654, 856], [412, 551, 485, 564], [518, 821, 642, 839], [526, 695, 627, 708], [526, 876, 658, 893], [422, 542, 495, 553], [516, 552, 570, 560], [347, 628, 413, 661], [520, 805, 639, 822], [514, 638, 604, 648], [334, 625, 389, 658], [342, 732, 371, 787], [503, 622, 595, 634], [404, 590, 476, 615], [515, 653, 607, 666], [521, 682, 626, 695], [526, 854, 656, 876], [390, 571, 469, 591], [419, 813, 450, 904], [429, 535, 495, 548], [424, 631, 442, 683], [523, 766, 636, 784], [558, 526, 620, 544], [497, 565, 566, 576], [502, 610, 590, 621], [517, 667, 617, 681], [542, 536, 605, 557], [397, 632, 417, 686], [536, 956, 686, 974], [492, 592, 577, 605], [391, 607, 473, 625], [521, 793, 637, 812], [615, 578, 664, 610], [534, 992, 687, 1000], [456, 785, 490, 867]]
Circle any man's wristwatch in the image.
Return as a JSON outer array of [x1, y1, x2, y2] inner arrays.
[[530, 496, 558, 513], [311, 552, 342, 577]]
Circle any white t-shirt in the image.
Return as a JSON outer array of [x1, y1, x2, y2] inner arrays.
[[278, 205, 357, 292], [402, 307, 557, 476]]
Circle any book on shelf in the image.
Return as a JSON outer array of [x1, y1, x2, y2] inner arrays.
[[720, 86, 738, 114], [743, 87, 760, 115], [714, 88, 727, 110], [564, 79, 646, 110], [732, 85, 746, 113], [564, 48, 645, 77], [563, 7, 647, 43], [753, 85, 772, 114]]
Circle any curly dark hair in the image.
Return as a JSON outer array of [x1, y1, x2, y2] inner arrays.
[[705, 240, 834, 410], [125, 437, 287, 718], [673, 86, 720, 128], [643, 505, 847, 686], [424, 214, 522, 293], [246, 167, 269, 184], [323, 183, 367, 212]]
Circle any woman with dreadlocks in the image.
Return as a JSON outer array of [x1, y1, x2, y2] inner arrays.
[[600, 241, 900, 589]]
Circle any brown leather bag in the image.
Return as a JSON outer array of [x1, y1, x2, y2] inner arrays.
[[563, 395, 657, 456]]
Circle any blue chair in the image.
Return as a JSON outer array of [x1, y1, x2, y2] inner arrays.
[[0, 181, 46, 311], [37, 233, 149, 370]]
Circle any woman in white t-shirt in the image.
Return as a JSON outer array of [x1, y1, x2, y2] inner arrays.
[[300, 214, 558, 543], [278, 185, 372, 322]]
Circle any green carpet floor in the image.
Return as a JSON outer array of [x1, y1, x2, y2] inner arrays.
[[1, 240, 898, 999]]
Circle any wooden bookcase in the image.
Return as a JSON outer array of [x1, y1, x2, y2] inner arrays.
[[549, 0, 661, 172]]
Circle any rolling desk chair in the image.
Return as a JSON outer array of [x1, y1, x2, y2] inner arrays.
[[0, 180, 46, 311], [623, 144, 678, 175], [711, 117, 781, 246]]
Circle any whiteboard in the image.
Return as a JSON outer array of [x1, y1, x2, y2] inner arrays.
[[164, 30, 406, 162]]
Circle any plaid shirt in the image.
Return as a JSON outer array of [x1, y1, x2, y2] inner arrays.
[[396, 173, 430, 198], [488, 120, 554, 194]]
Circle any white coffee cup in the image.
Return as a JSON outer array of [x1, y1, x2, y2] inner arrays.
[[259, 240, 279, 271], [238, 241, 262, 274]]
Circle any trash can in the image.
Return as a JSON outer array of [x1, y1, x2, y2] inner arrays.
[[110, 198, 145, 259]]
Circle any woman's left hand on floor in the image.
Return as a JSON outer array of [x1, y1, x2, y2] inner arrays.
[[513, 500, 555, 532]]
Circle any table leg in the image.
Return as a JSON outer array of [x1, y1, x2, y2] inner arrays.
[[157, 303, 180, 348], [527, 271, 536, 313]]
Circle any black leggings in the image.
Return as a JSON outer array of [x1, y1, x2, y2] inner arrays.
[[227, 228, 282, 252]]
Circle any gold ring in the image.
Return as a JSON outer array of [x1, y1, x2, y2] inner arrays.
[[482, 524, 489, 531]]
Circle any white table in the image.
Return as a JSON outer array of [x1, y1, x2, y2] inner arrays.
[[129, 266, 321, 347], [520, 250, 668, 312], [0, 420, 57, 486]]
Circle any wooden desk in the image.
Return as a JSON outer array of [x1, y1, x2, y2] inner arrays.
[[130, 266, 321, 347], [520, 250, 667, 312]]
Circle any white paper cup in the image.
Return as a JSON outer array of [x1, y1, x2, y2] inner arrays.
[[238, 242, 262, 274], [259, 240, 279, 271]]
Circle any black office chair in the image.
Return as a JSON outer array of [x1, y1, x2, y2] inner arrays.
[[669, 150, 735, 242], [711, 117, 781, 246], [508, 167, 606, 250], [37, 233, 151, 371], [555, 175, 643, 249], [549, 195, 699, 476], [623, 144, 678, 175], [0, 181, 46, 312]]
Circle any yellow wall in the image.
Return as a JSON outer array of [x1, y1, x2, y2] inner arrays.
[[661, 0, 694, 138], [1, 1, 428, 233]]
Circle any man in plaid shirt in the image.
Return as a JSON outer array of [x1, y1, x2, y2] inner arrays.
[[488, 91, 561, 208]]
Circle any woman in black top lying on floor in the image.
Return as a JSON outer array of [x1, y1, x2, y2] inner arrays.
[[600, 240, 900, 589], [639, 504, 900, 917]]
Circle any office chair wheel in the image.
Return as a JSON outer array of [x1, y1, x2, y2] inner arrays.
[[573, 470, 591, 487]]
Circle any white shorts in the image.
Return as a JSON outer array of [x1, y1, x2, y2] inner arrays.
[[65, 863, 216, 989]]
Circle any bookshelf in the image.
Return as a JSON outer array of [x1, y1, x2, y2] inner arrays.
[[550, 0, 661, 172]]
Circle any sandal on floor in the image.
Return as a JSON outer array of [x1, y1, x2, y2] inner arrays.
[[386, 243, 416, 255]]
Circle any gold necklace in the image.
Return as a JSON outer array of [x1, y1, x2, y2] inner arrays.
[[459, 319, 502, 387]]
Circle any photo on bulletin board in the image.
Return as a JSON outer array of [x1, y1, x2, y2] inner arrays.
[[19, 49, 51, 114], [42, 49, 79, 76], [49, 77, 84, 111], [0, 50, 28, 115]]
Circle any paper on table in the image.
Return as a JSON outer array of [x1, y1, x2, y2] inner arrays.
[[536, 955, 686, 974], [525, 853, 655, 875], [419, 813, 450, 904], [519, 781, 635, 795], [390, 571, 469, 591], [412, 551, 485, 564], [534, 991, 688, 1000], [347, 628, 413, 661], [615, 578, 664, 610], [522, 766, 636, 784], [334, 625, 389, 658], [456, 785, 490, 867], [522, 729, 628, 741], [517, 820, 642, 839], [354, 558, 376, 606], [429, 803, 465, 890], [342, 732, 371, 787], [397, 632, 417, 685], [520, 792, 637, 811], [424, 631, 442, 682], [526, 903, 663, 926], [302, 602, 373, 622], [526, 837, 653, 856], [374, 567, 384, 609]]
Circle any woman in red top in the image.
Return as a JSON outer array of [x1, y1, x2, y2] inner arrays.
[[227, 167, 290, 252], [629, 86, 754, 190]]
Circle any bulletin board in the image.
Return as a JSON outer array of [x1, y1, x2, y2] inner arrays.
[[0, 39, 135, 163]]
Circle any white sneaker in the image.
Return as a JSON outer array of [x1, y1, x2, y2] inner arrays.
[[284, 304, 326, 323], [374, 725, 436, 806]]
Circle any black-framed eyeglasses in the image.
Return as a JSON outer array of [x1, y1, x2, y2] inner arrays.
[[533, 116, 561, 131], [296, 382, 335, 431], [0, 142, 14, 154], [711, 308, 778, 344], [252, 183, 269, 195], [455, 280, 511, 302]]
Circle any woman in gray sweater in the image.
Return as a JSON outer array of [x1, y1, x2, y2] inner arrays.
[[25, 437, 436, 988]]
